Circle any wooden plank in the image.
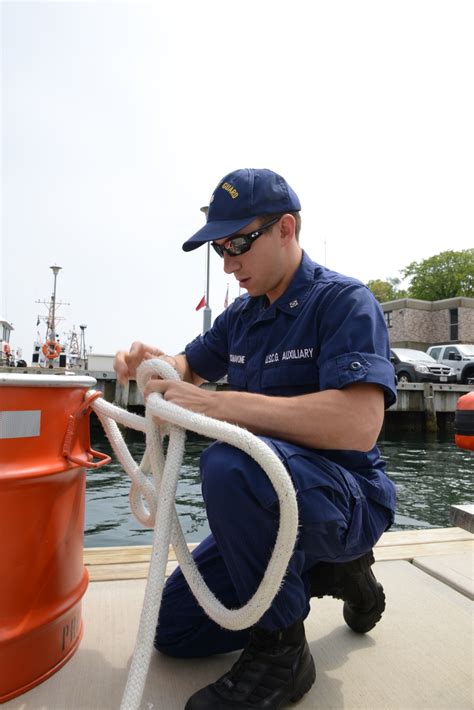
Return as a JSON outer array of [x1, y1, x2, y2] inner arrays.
[[83, 528, 474, 582], [88, 560, 179, 582], [412, 552, 474, 600], [84, 546, 152, 565], [450, 504, 474, 533], [88, 562, 150, 581], [84, 543, 199, 566], [375, 539, 473, 562], [87, 542, 473, 581], [83, 528, 471, 568], [377, 526, 472, 547]]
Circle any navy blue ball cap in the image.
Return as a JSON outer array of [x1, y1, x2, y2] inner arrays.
[[182, 168, 301, 252]]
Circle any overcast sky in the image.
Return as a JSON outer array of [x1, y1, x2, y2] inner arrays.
[[1, 0, 473, 362]]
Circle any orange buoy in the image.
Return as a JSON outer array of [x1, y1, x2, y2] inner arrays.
[[0, 373, 109, 703], [455, 390, 474, 451]]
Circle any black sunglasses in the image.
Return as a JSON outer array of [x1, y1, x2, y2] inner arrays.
[[211, 216, 282, 258]]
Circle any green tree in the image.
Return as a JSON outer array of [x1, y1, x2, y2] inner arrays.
[[366, 277, 407, 303], [403, 249, 474, 300]]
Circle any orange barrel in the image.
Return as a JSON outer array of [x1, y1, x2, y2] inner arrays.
[[0, 373, 107, 703], [455, 390, 474, 451]]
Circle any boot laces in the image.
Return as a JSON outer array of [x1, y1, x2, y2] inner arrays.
[[221, 631, 270, 688], [218, 628, 289, 699]]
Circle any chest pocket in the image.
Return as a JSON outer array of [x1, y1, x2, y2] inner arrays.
[[261, 362, 319, 395]]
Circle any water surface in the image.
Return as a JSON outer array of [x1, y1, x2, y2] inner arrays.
[[85, 429, 473, 547]]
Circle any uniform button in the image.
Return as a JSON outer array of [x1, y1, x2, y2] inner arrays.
[[350, 361, 363, 371]]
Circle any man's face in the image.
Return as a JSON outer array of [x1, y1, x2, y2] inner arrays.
[[213, 217, 287, 302]]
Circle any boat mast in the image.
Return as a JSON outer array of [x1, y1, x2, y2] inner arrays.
[[35, 265, 68, 368], [48, 265, 61, 346], [200, 206, 212, 334]]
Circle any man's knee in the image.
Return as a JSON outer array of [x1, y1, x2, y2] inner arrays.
[[154, 628, 186, 658], [200, 442, 253, 506]]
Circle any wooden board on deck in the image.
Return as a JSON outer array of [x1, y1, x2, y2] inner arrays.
[[83, 528, 473, 582]]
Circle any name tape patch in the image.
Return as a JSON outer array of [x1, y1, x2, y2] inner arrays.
[[265, 348, 314, 364]]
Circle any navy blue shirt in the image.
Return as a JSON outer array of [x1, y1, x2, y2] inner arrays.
[[185, 251, 397, 509]]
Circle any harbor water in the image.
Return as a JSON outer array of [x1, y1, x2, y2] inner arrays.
[[84, 428, 473, 547]]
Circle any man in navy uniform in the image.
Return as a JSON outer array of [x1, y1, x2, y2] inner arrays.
[[114, 168, 397, 710]]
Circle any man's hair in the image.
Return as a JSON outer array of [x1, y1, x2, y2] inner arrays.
[[260, 212, 301, 242]]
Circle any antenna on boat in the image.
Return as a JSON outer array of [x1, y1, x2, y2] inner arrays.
[[66, 325, 80, 367], [79, 324, 87, 367], [200, 206, 212, 333]]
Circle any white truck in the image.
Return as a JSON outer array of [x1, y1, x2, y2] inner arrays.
[[426, 344, 474, 384]]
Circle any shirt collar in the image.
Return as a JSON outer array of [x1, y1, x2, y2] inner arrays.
[[241, 251, 316, 323]]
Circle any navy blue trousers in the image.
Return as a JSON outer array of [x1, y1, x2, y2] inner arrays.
[[155, 438, 393, 658]]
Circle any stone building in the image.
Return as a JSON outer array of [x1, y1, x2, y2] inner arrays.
[[381, 297, 474, 350]]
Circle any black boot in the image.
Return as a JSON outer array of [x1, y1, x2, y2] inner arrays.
[[308, 550, 385, 634], [184, 619, 316, 709]]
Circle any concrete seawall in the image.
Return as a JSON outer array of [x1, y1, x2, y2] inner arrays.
[[2, 366, 471, 433], [106, 377, 473, 433]]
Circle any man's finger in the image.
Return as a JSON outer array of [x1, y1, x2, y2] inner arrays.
[[143, 378, 169, 399], [114, 351, 129, 385], [128, 341, 145, 362], [115, 343, 168, 386]]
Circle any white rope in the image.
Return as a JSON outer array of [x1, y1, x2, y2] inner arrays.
[[90, 359, 299, 710]]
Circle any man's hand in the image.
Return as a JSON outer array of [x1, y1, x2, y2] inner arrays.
[[114, 341, 166, 385], [144, 379, 216, 420]]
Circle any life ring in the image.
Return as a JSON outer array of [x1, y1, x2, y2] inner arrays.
[[42, 340, 61, 360]]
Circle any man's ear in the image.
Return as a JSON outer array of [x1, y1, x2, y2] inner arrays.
[[279, 213, 296, 245]]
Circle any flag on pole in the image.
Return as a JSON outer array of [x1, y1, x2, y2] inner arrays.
[[224, 284, 229, 309], [195, 295, 206, 311]]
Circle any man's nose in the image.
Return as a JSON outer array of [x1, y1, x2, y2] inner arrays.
[[223, 253, 240, 275]]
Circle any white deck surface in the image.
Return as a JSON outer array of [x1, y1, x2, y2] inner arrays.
[[4, 555, 473, 710]]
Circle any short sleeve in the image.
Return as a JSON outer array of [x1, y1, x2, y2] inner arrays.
[[185, 309, 230, 382], [317, 284, 397, 408]]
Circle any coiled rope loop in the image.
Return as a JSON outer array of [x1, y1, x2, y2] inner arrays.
[[90, 358, 299, 710]]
